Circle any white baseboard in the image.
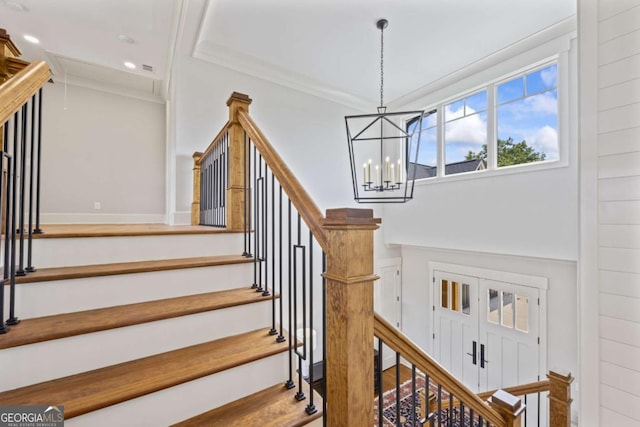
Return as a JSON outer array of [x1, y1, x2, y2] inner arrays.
[[40, 213, 167, 224], [171, 211, 191, 225]]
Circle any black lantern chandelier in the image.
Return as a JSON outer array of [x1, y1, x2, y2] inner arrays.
[[345, 19, 424, 203]]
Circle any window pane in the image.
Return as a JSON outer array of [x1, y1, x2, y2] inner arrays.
[[516, 295, 529, 332], [526, 64, 557, 94], [445, 112, 487, 175], [496, 89, 558, 166], [462, 283, 470, 315], [488, 289, 499, 324], [441, 280, 449, 309], [502, 292, 514, 328], [415, 111, 438, 179], [446, 100, 464, 121], [497, 77, 524, 104], [466, 91, 487, 114], [452, 282, 460, 312]]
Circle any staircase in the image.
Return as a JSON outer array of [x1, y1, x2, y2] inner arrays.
[[0, 225, 322, 426]]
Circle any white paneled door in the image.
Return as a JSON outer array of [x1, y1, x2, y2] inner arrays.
[[433, 271, 541, 400]]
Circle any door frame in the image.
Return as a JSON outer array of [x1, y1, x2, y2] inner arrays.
[[428, 261, 548, 384]]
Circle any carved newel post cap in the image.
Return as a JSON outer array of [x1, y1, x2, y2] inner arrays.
[[226, 92, 252, 106]]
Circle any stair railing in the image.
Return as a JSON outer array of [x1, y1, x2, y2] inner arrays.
[[194, 92, 567, 427], [0, 30, 51, 334]]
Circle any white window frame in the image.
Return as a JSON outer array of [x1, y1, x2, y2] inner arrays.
[[407, 49, 571, 185]]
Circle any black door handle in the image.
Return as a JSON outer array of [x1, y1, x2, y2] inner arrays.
[[466, 340, 477, 365], [480, 343, 488, 368]]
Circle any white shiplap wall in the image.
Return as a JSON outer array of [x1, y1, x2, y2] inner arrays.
[[598, 1, 640, 425]]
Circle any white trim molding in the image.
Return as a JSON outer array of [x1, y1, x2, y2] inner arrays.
[[40, 213, 168, 224]]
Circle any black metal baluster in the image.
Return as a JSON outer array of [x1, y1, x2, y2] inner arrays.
[[523, 394, 528, 427], [16, 104, 27, 276], [268, 172, 276, 329], [478, 415, 484, 427], [213, 144, 218, 226], [252, 146, 258, 290], [437, 384, 442, 427], [425, 373, 432, 426], [285, 198, 294, 390], [0, 125, 9, 334], [537, 392, 541, 427], [294, 213, 306, 402], [396, 352, 401, 426], [33, 88, 43, 234], [262, 162, 269, 297], [448, 392, 453, 427], [460, 402, 465, 427], [306, 229, 316, 414], [199, 157, 204, 225], [411, 365, 417, 426], [469, 409, 474, 427], [377, 338, 383, 427], [7, 111, 19, 326], [26, 95, 36, 273], [276, 185, 285, 343]]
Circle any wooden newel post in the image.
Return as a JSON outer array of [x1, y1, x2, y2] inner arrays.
[[190, 152, 203, 225], [548, 370, 573, 427], [489, 390, 525, 427], [226, 92, 252, 231], [323, 208, 381, 426]]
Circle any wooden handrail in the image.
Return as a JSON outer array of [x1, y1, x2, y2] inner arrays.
[[478, 380, 550, 400], [238, 110, 329, 252], [436, 379, 551, 411], [0, 61, 50, 125], [374, 312, 506, 426], [197, 121, 231, 164]]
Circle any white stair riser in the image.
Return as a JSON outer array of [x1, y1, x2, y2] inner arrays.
[[31, 233, 245, 268], [0, 302, 279, 391], [6, 263, 254, 318], [66, 353, 291, 427]]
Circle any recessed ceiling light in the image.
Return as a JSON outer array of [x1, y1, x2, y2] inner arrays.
[[118, 34, 135, 44], [23, 34, 40, 44], [1, 0, 29, 12], [124, 61, 136, 70]]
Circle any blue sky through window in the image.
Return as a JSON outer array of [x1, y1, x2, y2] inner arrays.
[[408, 63, 558, 171]]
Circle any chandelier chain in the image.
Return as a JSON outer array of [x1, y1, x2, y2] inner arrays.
[[380, 24, 384, 108]]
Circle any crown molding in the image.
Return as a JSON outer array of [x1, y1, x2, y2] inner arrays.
[[192, 40, 374, 112]]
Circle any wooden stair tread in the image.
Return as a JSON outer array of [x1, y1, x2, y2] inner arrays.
[[172, 383, 323, 427], [0, 287, 273, 350], [11, 254, 252, 284], [33, 223, 241, 239], [0, 328, 288, 419]]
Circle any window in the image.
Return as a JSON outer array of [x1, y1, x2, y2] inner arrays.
[[486, 289, 530, 333], [444, 91, 488, 175], [406, 61, 559, 180], [496, 64, 558, 166], [407, 110, 437, 179]]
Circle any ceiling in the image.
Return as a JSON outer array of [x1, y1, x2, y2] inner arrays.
[[0, 0, 176, 100], [1, 0, 576, 106]]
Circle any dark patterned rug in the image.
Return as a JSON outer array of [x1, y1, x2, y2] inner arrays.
[[373, 378, 481, 427]]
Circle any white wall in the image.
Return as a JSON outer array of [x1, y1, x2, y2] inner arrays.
[[41, 83, 166, 223], [172, 55, 360, 219], [383, 26, 579, 261]]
